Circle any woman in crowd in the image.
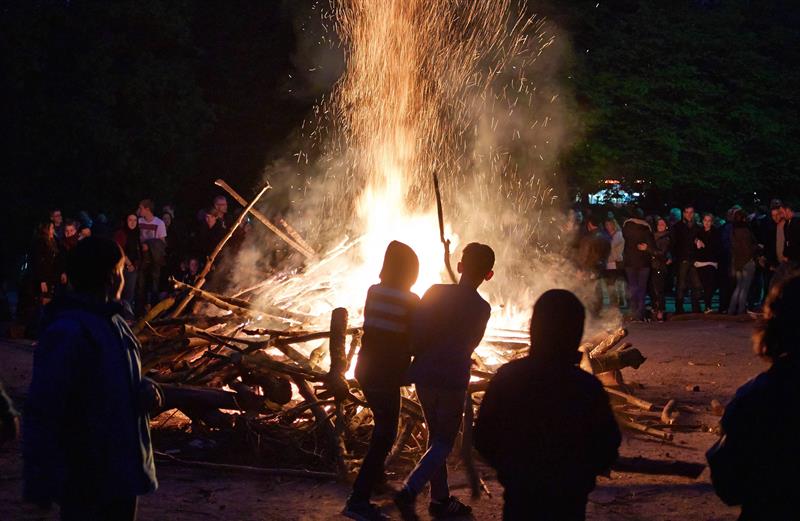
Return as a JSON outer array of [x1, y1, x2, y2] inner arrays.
[[694, 213, 721, 312], [113, 214, 142, 312], [650, 217, 672, 322], [727, 209, 759, 315], [19, 222, 60, 335], [602, 217, 626, 308]]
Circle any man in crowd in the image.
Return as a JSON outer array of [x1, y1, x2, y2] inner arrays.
[[576, 215, 611, 315], [136, 199, 167, 313], [50, 209, 64, 240], [23, 237, 160, 520], [773, 201, 800, 287], [475, 289, 621, 520], [623, 208, 655, 321], [672, 205, 704, 314], [212, 195, 229, 229], [394, 243, 495, 520]]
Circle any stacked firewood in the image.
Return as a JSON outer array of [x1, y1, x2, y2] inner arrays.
[[140, 179, 688, 487]]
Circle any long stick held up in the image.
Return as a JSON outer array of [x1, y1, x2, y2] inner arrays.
[[433, 172, 457, 283]]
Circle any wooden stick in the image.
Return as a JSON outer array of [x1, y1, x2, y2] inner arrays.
[[171, 184, 271, 317], [433, 172, 458, 284], [215, 179, 314, 258], [133, 297, 176, 334], [589, 328, 628, 358], [605, 387, 655, 411], [154, 451, 337, 480]]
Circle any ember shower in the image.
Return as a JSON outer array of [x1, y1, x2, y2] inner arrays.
[[249, 0, 587, 336]]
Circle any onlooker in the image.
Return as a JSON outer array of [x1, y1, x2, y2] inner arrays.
[[728, 209, 758, 315], [344, 241, 420, 521], [50, 209, 64, 240], [602, 217, 626, 308], [707, 276, 800, 520], [19, 222, 60, 335], [650, 217, 672, 322], [475, 289, 621, 521], [23, 238, 160, 520], [576, 216, 611, 315], [395, 243, 495, 520], [622, 209, 655, 321], [113, 214, 142, 312], [694, 213, 721, 312], [136, 199, 167, 313], [212, 195, 229, 229], [772, 202, 800, 287], [672, 205, 704, 313]]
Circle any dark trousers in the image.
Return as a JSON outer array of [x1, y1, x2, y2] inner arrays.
[[625, 267, 650, 320], [61, 496, 137, 521], [650, 267, 668, 315], [717, 261, 733, 312], [676, 260, 703, 313], [697, 266, 717, 311], [503, 489, 587, 521], [405, 386, 465, 501], [351, 387, 400, 502]]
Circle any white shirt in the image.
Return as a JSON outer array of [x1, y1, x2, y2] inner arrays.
[[138, 216, 167, 242]]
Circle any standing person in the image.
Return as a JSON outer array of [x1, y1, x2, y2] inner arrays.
[[650, 217, 672, 322], [344, 241, 420, 521], [622, 209, 655, 321], [474, 290, 620, 521], [394, 243, 495, 521], [136, 199, 167, 312], [602, 217, 626, 309], [18, 222, 60, 336], [1, 379, 19, 446], [672, 205, 704, 314], [773, 201, 800, 287], [707, 276, 800, 520], [113, 214, 142, 312], [728, 210, 758, 316], [694, 213, 721, 312], [576, 216, 611, 316], [50, 209, 64, 240], [23, 238, 160, 520]]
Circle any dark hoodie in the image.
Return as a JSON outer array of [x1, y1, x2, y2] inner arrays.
[[622, 218, 655, 269], [23, 294, 158, 505]]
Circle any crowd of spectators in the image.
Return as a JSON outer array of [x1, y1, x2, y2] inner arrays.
[[569, 198, 800, 322], [16, 195, 250, 335]]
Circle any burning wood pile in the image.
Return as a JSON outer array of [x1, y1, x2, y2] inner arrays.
[[136, 180, 685, 487]]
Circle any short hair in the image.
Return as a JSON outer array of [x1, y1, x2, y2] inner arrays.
[[213, 195, 227, 204], [770, 199, 783, 210], [754, 276, 800, 362], [530, 289, 585, 362], [139, 199, 154, 211], [461, 242, 495, 279], [586, 215, 601, 228], [67, 237, 124, 294]]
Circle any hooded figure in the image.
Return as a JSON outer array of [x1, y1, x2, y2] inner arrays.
[[474, 289, 621, 521]]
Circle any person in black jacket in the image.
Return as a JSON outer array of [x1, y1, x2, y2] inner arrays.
[[707, 275, 800, 520], [694, 213, 722, 312], [650, 217, 672, 321], [23, 238, 160, 521], [344, 241, 420, 521], [622, 209, 655, 321], [576, 216, 611, 316], [671, 205, 704, 314], [475, 289, 621, 521], [728, 210, 759, 315]]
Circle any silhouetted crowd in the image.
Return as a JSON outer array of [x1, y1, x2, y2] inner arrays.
[[16, 195, 258, 335], [568, 199, 800, 322]]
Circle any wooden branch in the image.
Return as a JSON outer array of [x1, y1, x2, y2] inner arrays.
[[171, 183, 271, 317], [433, 172, 458, 284], [215, 179, 314, 258], [605, 388, 655, 411], [589, 328, 627, 358], [154, 451, 337, 480]]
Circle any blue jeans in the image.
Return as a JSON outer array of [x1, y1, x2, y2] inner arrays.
[[625, 267, 650, 320], [404, 386, 465, 501], [728, 261, 755, 315]]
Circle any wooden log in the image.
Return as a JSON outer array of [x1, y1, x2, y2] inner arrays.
[[618, 418, 674, 441], [133, 297, 176, 335], [590, 346, 646, 373], [154, 451, 338, 480], [171, 183, 271, 317], [214, 179, 314, 258], [589, 328, 628, 358], [605, 388, 655, 411]]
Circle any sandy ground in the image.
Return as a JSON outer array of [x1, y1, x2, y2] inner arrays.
[[0, 318, 761, 520]]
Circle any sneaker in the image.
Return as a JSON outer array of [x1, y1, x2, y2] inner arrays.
[[428, 496, 473, 519], [704, 308, 715, 315], [393, 488, 419, 521], [343, 499, 390, 521]]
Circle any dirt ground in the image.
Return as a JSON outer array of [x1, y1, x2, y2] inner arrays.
[[0, 318, 762, 520]]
